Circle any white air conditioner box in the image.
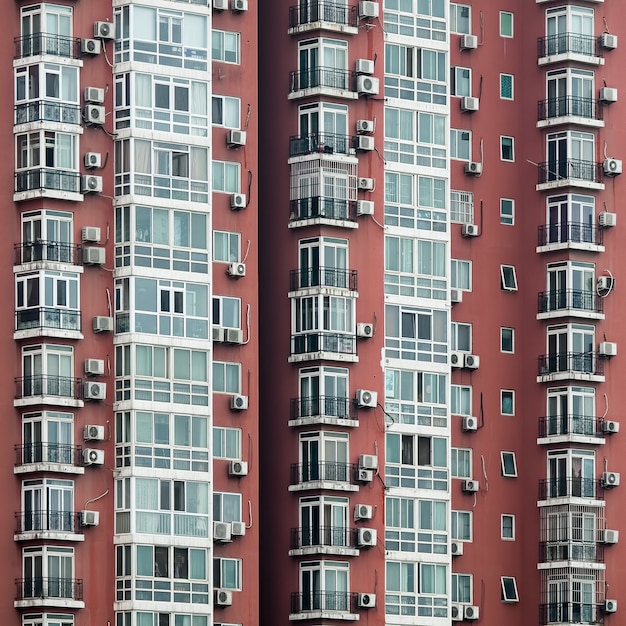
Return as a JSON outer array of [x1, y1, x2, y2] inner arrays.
[[215, 589, 233, 606], [464, 605, 480, 621], [359, 1, 379, 18], [359, 454, 379, 470], [602, 471, 620, 487], [600, 87, 618, 103], [84, 105, 105, 125], [230, 193, 247, 209], [356, 389, 377, 408], [80, 510, 100, 526], [462, 223, 479, 237], [597, 276, 614, 291], [451, 605, 464, 621], [82, 227, 101, 243], [460, 34, 478, 50], [464, 354, 480, 369], [357, 323, 374, 338], [451, 541, 464, 556], [81, 38, 101, 55], [231, 521, 246, 537], [84, 425, 105, 441], [465, 161, 482, 175], [231, 0, 248, 11], [354, 504, 373, 521], [602, 529, 619, 544], [83, 448, 105, 465], [599, 341, 617, 357], [604, 158, 622, 176], [213, 0, 228, 9], [356, 136, 375, 151], [357, 119, 374, 133], [358, 177, 375, 190], [604, 599, 618, 614], [451, 288, 463, 303], [227, 130, 247, 147], [462, 479, 479, 493], [357, 76, 380, 96], [229, 460, 249, 477], [357, 527, 377, 546], [84, 359, 105, 376], [83, 246, 106, 265], [225, 328, 243, 344], [84, 87, 105, 104], [84, 382, 106, 400], [461, 96, 479, 112], [356, 200, 374, 216], [462, 416, 478, 432], [599, 211, 617, 227], [355, 59, 375, 75], [213, 326, 225, 343], [230, 394, 249, 411], [358, 469, 373, 482], [84, 152, 102, 169], [213, 521, 232, 542], [600, 33, 618, 50], [94, 21, 115, 39], [358, 593, 376, 608], [602, 420, 620, 434], [450, 351, 464, 369], [81, 175, 103, 194], [93, 316, 113, 332], [228, 262, 246, 277]]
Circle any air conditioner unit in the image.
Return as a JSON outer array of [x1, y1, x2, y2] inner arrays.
[[599, 341, 617, 357], [597, 276, 615, 291], [461, 96, 479, 112], [602, 471, 620, 487], [231, 521, 246, 537], [229, 460, 248, 477], [602, 529, 619, 544], [599, 211, 617, 227], [451, 541, 464, 556], [81, 175, 103, 194], [356, 136, 375, 151], [461, 223, 479, 237], [83, 425, 105, 441], [359, 454, 379, 470], [93, 316, 113, 332], [600, 87, 618, 103], [84, 359, 105, 376], [80, 510, 100, 526], [84, 105, 105, 125], [83, 448, 105, 465], [213, 521, 232, 542], [357, 323, 374, 338], [231, 0, 248, 11], [451, 605, 464, 621], [82, 228, 101, 245], [600, 33, 618, 50], [356, 76, 380, 96], [212, 326, 225, 343], [227, 130, 247, 147], [462, 416, 478, 432], [224, 328, 243, 344], [358, 177, 375, 191], [356, 59, 375, 75], [230, 394, 249, 411], [358, 527, 377, 547], [451, 288, 463, 303], [464, 354, 480, 369], [228, 262, 246, 277], [357, 119, 374, 134], [464, 605, 480, 621], [81, 38, 102, 55], [602, 420, 620, 434], [460, 34, 478, 50], [84, 87, 105, 104], [357, 200, 374, 216], [356, 389, 377, 408], [94, 21, 115, 40], [215, 589, 233, 606], [604, 158, 622, 176], [84, 152, 102, 169], [462, 479, 479, 493], [359, 1, 379, 19], [358, 593, 376, 608], [84, 382, 106, 401], [464, 161, 482, 175], [83, 246, 106, 265], [213, 0, 228, 9], [230, 193, 247, 209], [358, 469, 373, 482], [604, 599, 618, 614], [450, 351, 464, 368], [355, 504, 373, 521]]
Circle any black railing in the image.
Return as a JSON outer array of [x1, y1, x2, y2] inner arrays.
[[14, 34, 80, 59], [537, 160, 602, 184], [15, 101, 81, 126], [290, 526, 357, 549], [290, 67, 355, 92], [15, 376, 82, 400], [16, 308, 82, 332], [537, 33, 600, 59], [538, 353, 603, 376], [15, 241, 81, 265], [537, 96, 601, 122], [539, 541, 602, 563], [291, 591, 357, 614], [290, 461, 357, 484], [538, 415, 599, 438], [16, 511, 82, 534], [539, 602, 602, 625], [538, 222, 603, 247], [15, 443, 83, 467], [289, 132, 354, 156], [290, 197, 357, 222], [290, 267, 358, 291], [289, 1, 358, 27], [538, 478, 603, 500], [16, 169, 81, 194], [291, 333, 357, 356], [537, 290, 602, 314], [290, 396, 357, 421], [16, 577, 83, 601]]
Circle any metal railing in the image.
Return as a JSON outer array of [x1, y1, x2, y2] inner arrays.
[[538, 415, 599, 438], [538, 541, 602, 563], [15, 376, 82, 400], [537, 353, 603, 376], [289, 1, 358, 27], [537, 289, 602, 314], [289, 67, 355, 92], [290, 267, 358, 291], [538, 478, 603, 500], [537, 222, 603, 247], [15, 241, 81, 265], [537, 96, 601, 121], [15, 577, 83, 601], [15, 511, 82, 534], [16, 308, 82, 332], [291, 591, 357, 614], [290, 461, 357, 485], [291, 333, 357, 356], [290, 197, 357, 222], [289, 132, 354, 157], [537, 33, 600, 58], [15, 443, 83, 467], [537, 160, 602, 184], [15, 101, 81, 126], [15, 169, 81, 194], [14, 34, 80, 59], [290, 526, 357, 549], [539, 602, 602, 625], [290, 396, 357, 421]]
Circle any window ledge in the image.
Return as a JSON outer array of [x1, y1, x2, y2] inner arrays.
[[14, 261, 84, 273], [537, 117, 604, 130], [14, 121, 84, 134], [14, 531, 84, 542], [289, 353, 359, 364], [288, 417, 359, 428], [536, 242, 605, 254], [288, 481, 359, 493], [14, 462, 85, 475], [288, 23, 359, 36], [537, 496, 605, 508], [289, 218, 359, 230], [288, 546, 360, 557], [288, 87, 358, 101], [14, 599, 85, 610], [538, 53, 604, 67], [14, 396, 84, 409], [14, 329, 84, 341], [289, 610, 360, 621], [536, 180, 604, 192], [537, 435, 605, 446], [536, 310, 604, 322], [288, 287, 359, 298], [14, 189, 84, 203], [537, 372, 605, 384], [537, 560, 606, 571]]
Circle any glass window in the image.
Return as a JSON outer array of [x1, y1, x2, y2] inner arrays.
[[500, 265, 517, 291], [212, 30, 240, 64], [213, 558, 242, 590], [501, 514, 515, 540], [501, 136, 514, 161], [213, 362, 241, 394], [500, 198, 514, 225], [212, 95, 241, 128], [213, 492, 242, 523], [501, 327, 514, 353], [500, 12, 514, 37], [450, 4, 471, 35], [500, 73, 514, 100], [450, 259, 471, 291], [451, 448, 471, 479], [451, 67, 471, 97], [501, 576, 519, 602], [451, 385, 471, 416], [213, 231, 240, 263], [501, 390, 514, 415], [213, 161, 240, 193], [451, 510, 472, 541], [451, 322, 471, 352], [501, 452, 517, 477], [451, 573, 472, 604], [213, 427, 241, 460], [450, 129, 471, 161]]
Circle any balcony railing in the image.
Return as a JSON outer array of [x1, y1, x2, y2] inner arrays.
[[538, 222, 603, 247], [15, 101, 81, 126], [291, 591, 357, 614], [537, 160, 603, 185], [538, 541, 603, 563], [290, 197, 357, 222], [290, 461, 357, 485], [289, 132, 354, 157], [15, 376, 82, 400], [290, 267, 358, 291], [291, 333, 357, 356], [537, 290, 602, 314], [15, 169, 81, 194], [537, 97, 602, 122], [539, 602, 602, 625], [537, 33, 600, 59], [290, 67, 355, 92], [290, 396, 357, 421], [15, 578, 83, 601], [538, 353, 604, 377], [15, 241, 81, 265], [15, 443, 83, 467], [14, 34, 80, 60], [289, 1, 358, 28], [538, 478, 604, 500], [290, 526, 357, 549], [538, 415, 600, 438], [16, 308, 81, 332], [15, 511, 82, 534]]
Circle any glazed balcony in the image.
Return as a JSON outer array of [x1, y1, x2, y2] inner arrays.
[[14, 34, 80, 60], [537, 353, 604, 382], [290, 591, 359, 619], [289, 132, 355, 157], [537, 290, 603, 320], [290, 333, 358, 363], [290, 267, 358, 291], [289, 67, 357, 98], [15, 511, 83, 536], [538, 540, 603, 564], [16, 308, 81, 333], [537, 222, 603, 252], [536, 160, 603, 191], [15, 169, 81, 197], [290, 526, 359, 556], [15, 578, 84, 608], [15, 101, 81, 126], [539, 602, 603, 625], [538, 478, 604, 502], [15, 443, 84, 474], [289, 197, 357, 225], [537, 34, 602, 65], [288, 1, 359, 32], [15, 241, 82, 266], [538, 415, 603, 442], [289, 461, 359, 492], [289, 395, 358, 427]]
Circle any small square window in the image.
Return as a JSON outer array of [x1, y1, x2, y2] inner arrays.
[[500, 12, 514, 38], [501, 452, 517, 478], [501, 514, 515, 541], [500, 199, 514, 225], [501, 390, 515, 415], [500, 136, 514, 161], [501, 327, 514, 352], [500, 265, 517, 291], [500, 74, 514, 100], [501, 576, 519, 602]]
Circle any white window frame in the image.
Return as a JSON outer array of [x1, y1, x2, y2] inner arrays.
[[500, 265, 518, 291], [450, 3, 471, 35], [500, 198, 514, 225], [500, 11, 514, 38], [213, 295, 241, 329], [212, 30, 240, 64], [450, 128, 471, 161], [500, 73, 514, 100], [451, 447, 472, 479], [451, 322, 472, 352], [451, 66, 472, 97], [451, 259, 472, 291], [451, 384, 472, 416], [501, 452, 518, 478], [212, 426, 242, 460], [451, 510, 472, 542], [501, 514, 515, 540], [501, 576, 519, 603], [500, 136, 515, 161], [213, 231, 241, 263], [213, 492, 242, 523], [212, 94, 241, 128], [501, 390, 515, 416], [212, 161, 240, 194], [213, 557, 242, 590], [451, 573, 473, 604], [212, 361, 241, 394], [500, 327, 514, 353]]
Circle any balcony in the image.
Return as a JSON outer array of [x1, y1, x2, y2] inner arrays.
[[537, 34, 603, 66], [15, 242, 82, 266], [14, 375, 84, 409], [14, 34, 80, 60], [538, 478, 604, 503], [289, 333, 358, 364], [289, 395, 358, 427], [290, 591, 359, 620], [288, 1, 359, 34], [15, 101, 82, 127], [537, 290, 603, 320], [537, 222, 604, 253], [289, 133, 355, 158], [537, 97, 603, 128], [15, 511, 83, 541], [15, 169, 82, 202], [539, 602, 603, 625], [290, 267, 358, 292], [537, 353, 604, 382], [16, 308, 82, 338], [289, 526, 359, 556], [289, 461, 359, 492], [289, 67, 357, 100], [538, 540, 603, 565], [538, 416, 603, 444], [15, 443, 84, 475], [15, 578, 84, 609], [536, 160, 604, 191], [289, 197, 357, 227]]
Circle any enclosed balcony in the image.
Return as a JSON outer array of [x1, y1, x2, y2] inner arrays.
[[537, 97, 603, 128], [537, 222, 603, 252], [290, 591, 359, 620], [289, 395, 358, 427], [14, 375, 83, 409], [15, 242, 82, 266], [539, 602, 603, 626], [290, 267, 358, 292], [289, 68, 357, 99], [289, 526, 359, 556], [289, 132, 355, 158], [537, 353, 604, 382], [538, 478, 604, 503], [536, 160, 603, 191], [537, 34, 603, 66], [289, 197, 357, 227], [15, 101, 81, 127], [537, 290, 603, 320], [15, 511, 83, 541], [15, 578, 84, 608], [538, 540, 603, 565], [289, 0, 359, 34], [15, 443, 84, 475], [14, 34, 79, 60], [16, 308, 82, 335], [290, 333, 358, 363], [538, 415, 603, 444], [15, 169, 82, 200], [289, 461, 359, 492]]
